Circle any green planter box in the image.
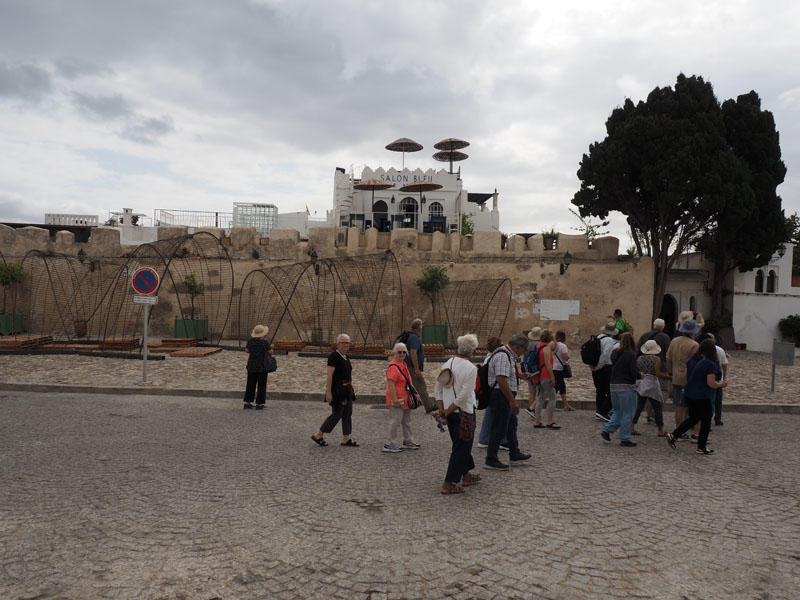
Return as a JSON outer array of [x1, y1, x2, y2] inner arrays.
[[0, 312, 24, 335], [422, 322, 448, 345], [174, 316, 209, 340]]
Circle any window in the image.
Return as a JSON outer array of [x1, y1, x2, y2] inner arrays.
[[428, 201, 443, 217], [767, 269, 777, 293], [399, 197, 418, 229], [689, 296, 697, 311], [755, 270, 764, 293]]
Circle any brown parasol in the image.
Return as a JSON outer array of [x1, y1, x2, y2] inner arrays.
[[353, 178, 394, 206], [433, 149, 469, 174], [399, 181, 443, 204], [385, 137, 423, 169], [433, 137, 470, 151]]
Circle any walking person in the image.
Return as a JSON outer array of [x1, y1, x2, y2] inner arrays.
[[476, 336, 505, 449], [665, 319, 700, 430], [384, 342, 420, 453], [243, 324, 273, 410], [531, 329, 560, 429], [436, 334, 480, 494], [485, 334, 532, 470], [524, 327, 542, 418], [311, 334, 359, 447], [630, 339, 669, 437], [591, 322, 618, 421], [601, 333, 641, 447], [553, 330, 574, 411], [405, 318, 434, 413], [666, 339, 727, 455]]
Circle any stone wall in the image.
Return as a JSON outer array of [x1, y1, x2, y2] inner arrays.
[[0, 224, 655, 344]]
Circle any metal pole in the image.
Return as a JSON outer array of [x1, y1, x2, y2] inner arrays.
[[771, 361, 776, 393], [143, 304, 150, 383]]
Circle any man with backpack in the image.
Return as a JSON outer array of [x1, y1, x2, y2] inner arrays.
[[485, 334, 532, 471], [403, 318, 434, 413], [586, 322, 618, 422]]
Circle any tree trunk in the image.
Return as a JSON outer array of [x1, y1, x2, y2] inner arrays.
[[710, 258, 730, 317]]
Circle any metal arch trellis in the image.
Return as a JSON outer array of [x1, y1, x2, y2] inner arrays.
[[15, 232, 234, 345], [238, 251, 404, 347], [440, 278, 512, 347]]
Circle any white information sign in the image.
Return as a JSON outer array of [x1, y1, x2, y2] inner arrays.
[[534, 299, 581, 321], [133, 295, 158, 305]]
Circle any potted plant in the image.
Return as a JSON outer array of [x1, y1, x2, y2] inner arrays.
[[0, 262, 24, 335], [415, 265, 450, 345], [542, 228, 559, 251], [174, 273, 208, 339]]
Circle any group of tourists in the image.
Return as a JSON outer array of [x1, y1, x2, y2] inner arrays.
[[242, 306, 729, 496], [591, 309, 728, 455]]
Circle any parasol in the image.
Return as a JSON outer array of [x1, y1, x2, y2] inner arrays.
[[353, 178, 394, 207], [399, 181, 443, 205], [433, 137, 470, 151], [385, 137, 423, 169], [433, 149, 469, 174]]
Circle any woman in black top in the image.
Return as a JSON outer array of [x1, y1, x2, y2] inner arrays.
[[311, 333, 359, 447], [601, 332, 642, 447], [243, 324, 273, 410]]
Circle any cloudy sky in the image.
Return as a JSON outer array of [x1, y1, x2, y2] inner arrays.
[[1, 0, 799, 242]]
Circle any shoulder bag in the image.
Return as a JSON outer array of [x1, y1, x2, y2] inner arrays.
[[554, 350, 572, 379]]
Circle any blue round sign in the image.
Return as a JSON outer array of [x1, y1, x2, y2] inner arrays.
[[131, 267, 159, 295]]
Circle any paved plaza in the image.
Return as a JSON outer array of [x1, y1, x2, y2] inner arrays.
[[1, 390, 799, 600]]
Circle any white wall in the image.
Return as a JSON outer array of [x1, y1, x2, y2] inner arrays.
[[732, 245, 800, 352]]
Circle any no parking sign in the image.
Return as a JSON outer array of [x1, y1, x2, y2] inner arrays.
[[131, 267, 160, 295]]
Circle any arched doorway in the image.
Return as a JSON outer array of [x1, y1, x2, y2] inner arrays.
[[372, 200, 389, 232], [399, 197, 418, 229], [659, 294, 678, 338]]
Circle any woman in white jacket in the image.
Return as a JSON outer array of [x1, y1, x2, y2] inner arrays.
[[436, 333, 481, 494]]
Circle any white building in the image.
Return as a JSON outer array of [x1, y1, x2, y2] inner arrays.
[[45, 213, 98, 226], [232, 203, 278, 236], [332, 166, 499, 234], [732, 244, 800, 352], [276, 211, 329, 239]]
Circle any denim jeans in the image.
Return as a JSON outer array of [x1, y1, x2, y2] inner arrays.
[[478, 403, 507, 446], [602, 389, 637, 441], [445, 412, 475, 483], [486, 389, 519, 461]]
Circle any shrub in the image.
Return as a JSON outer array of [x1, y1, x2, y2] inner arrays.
[[778, 315, 800, 347]]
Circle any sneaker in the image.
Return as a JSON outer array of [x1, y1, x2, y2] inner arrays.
[[601, 431, 611, 442], [665, 432, 677, 450], [715, 421, 724, 426], [509, 452, 532, 464], [382, 444, 403, 453], [255, 404, 265, 410], [620, 440, 637, 447], [696, 447, 715, 455], [524, 408, 536, 420], [243, 403, 253, 409], [402, 441, 421, 450], [484, 458, 510, 471], [594, 412, 610, 422], [690, 434, 699, 440], [476, 442, 488, 449], [499, 443, 510, 452]]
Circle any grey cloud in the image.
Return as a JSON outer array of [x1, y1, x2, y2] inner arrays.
[[55, 57, 113, 79], [0, 62, 52, 102], [73, 92, 133, 120], [120, 115, 174, 145], [0, 194, 38, 222]]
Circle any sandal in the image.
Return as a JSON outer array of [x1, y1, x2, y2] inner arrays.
[[533, 424, 544, 428], [441, 482, 466, 495], [311, 435, 328, 447], [631, 430, 641, 436], [341, 439, 360, 447], [545, 423, 561, 430]]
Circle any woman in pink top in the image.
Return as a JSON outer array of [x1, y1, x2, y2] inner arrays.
[[384, 343, 419, 453]]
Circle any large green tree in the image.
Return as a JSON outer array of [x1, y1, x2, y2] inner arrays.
[[573, 74, 786, 319], [695, 91, 788, 315]]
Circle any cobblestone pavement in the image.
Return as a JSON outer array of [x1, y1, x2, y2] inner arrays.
[[1, 390, 799, 599], [1, 348, 799, 404]]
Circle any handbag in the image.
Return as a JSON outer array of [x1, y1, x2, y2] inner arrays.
[[264, 353, 277, 373], [389, 364, 422, 409], [458, 411, 476, 441], [555, 351, 572, 379]]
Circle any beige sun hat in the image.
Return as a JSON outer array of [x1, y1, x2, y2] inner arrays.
[[251, 324, 269, 338], [640, 339, 661, 355], [528, 326, 542, 340], [601, 322, 618, 336]]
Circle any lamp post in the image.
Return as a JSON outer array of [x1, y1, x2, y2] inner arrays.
[[559, 251, 572, 275]]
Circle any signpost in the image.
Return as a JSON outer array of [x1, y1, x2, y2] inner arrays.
[[131, 267, 160, 382], [771, 339, 795, 392]]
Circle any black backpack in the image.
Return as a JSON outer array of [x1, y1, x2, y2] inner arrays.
[[394, 330, 410, 345], [580, 335, 603, 366], [475, 348, 512, 410]]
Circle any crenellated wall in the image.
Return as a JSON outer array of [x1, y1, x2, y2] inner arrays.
[[0, 224, 653, 343]]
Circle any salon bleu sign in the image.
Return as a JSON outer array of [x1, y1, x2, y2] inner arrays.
[[379, 174, 434, 183]]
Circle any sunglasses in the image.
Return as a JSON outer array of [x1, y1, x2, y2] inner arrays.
[[397, 350, 407, 354]]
